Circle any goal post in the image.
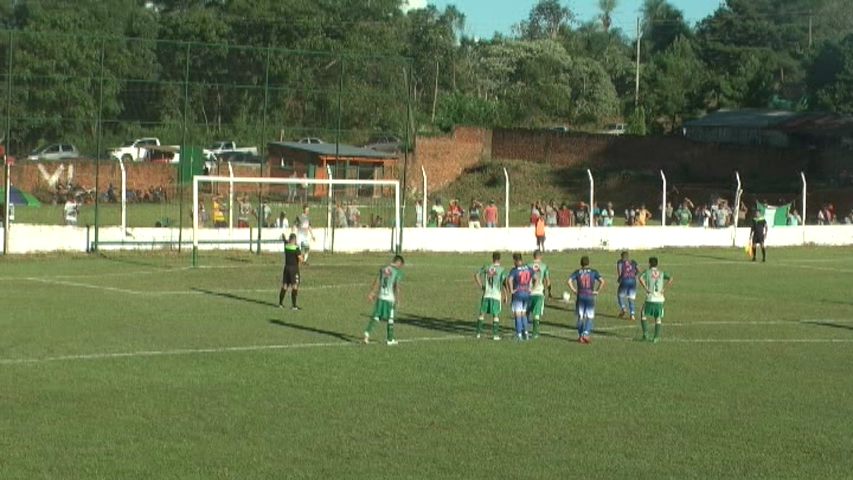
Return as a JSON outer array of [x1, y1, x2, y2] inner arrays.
[[191, 175, 402, 267]]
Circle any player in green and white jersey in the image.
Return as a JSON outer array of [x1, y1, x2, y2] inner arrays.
[[475, 252, 507, 340], [363, 255, 405, 345], [527, 250, 550, 339], [638, 256, 674, 344]]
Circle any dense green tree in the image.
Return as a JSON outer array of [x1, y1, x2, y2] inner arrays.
[[808, 34, 853, 113], [642, 36, 708, 131], [515, 0, 574, 41]]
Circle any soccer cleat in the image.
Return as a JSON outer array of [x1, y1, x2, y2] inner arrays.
[[581, 335, 591, 344], [630, 315, 636, 321], [618, 310, 625, 318], [386, 339, 399, 346], [513, 334, 524, 341], [531, 333, 540, 339], [493, 335, 501, 341], [476, 334, 482, 339], [578, 337, 584, 343], [278, 304, 284, 309], [291, 306, 301, 311], [634, 335, 649, 342], [362, 335, 370, 344], [653, 337, 660, 344]]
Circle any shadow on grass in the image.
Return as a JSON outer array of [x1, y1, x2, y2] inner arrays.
[[398, 314, 476, 335], [802, 321, 853, 332], [268, 319, 358, 342], [192, 288, 279, 308], [675, 251, 735, 262]]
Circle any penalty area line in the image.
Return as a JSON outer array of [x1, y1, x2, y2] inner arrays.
[[0, 334, 468, 366]]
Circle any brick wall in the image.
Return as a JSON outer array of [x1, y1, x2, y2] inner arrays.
[[408, 126, 490, 194]]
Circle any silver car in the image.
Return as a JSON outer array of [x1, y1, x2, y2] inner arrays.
[[363, 135, 405, 153], [27, 143, 80, 161]]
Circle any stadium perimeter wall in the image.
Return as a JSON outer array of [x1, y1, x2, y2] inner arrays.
[[1, 225, 852, 254]]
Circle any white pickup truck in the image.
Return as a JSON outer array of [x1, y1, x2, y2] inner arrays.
[[205, 141, 258, 157], [108, 137, 162, 162]]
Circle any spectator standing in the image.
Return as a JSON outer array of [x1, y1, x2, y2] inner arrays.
[[483, 200, 498, 227], [415, 199, 424, 227], [674, 202, 692, 226], [635, 204, 651, 226], [787, 208, 802, 226], [287, 171, 298, 203], [335, 202, 347, 228], [275, 211, 290, 230], [346, 201, 361, 228], [592, 202, 602, 226], [575, 202, 588, 226], [212, 196, 227, 228], [431, 199, 446, 227], [64, 195, 79, 226], [300, 173, 309, 204], [238, 196, 252, 228], [557, 203, 572, 227], [445, 199, 463, 227], [601, 202, 614, 226], [664, 202, 674, 225], [468, 199, 482, 228], [713, 201, 727, 228], [545, 200, 558, 228], [535, 216, 546, 251], [530, 203, 541, 227], [625, 205, 636, 226]]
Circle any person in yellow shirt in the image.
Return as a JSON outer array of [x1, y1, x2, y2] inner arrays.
[[212, 196, 227, 228], [635, 204, 651, 226]]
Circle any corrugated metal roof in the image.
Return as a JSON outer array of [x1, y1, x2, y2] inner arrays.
[[684, 109, 798, 128], [776, 112, 853, 131], [269, 141, 397, 159]]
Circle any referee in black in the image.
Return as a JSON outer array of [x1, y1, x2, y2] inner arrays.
[[279, 233, 303, 310]]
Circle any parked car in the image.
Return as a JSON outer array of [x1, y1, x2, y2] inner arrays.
[[27, 143, 80, 161], [205, 140, 258, 156], [297, 137, 325, 144], [363, 134, 405, 153], [228, 153, 265, 164], [601, 123, 627, 135], [108, 137, 161, 162]]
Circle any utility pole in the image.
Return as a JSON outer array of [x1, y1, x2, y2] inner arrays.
[[808, 11, 813, 48], [634, 17, 642, 108]]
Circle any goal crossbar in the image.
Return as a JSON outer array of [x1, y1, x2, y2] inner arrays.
[[191, 175, 401, 266]]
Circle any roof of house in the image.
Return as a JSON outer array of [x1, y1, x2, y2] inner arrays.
[[268, 141, 397, 159], [776, 112, 853, 132], [683, 109, 798, 129]]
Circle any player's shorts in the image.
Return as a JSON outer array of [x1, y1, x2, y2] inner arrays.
[[575, 297, 596, 320], [528, 295, 545, 317], [511, 295, 530, 314], [752, 235, 765, 245], [372, 299, 395, 320], [536, 234, 545, 243], [617, 284, 637, 299], [479, 298, 501, 316], [643, 301, 665, 320], [282, 266, 300, 286]]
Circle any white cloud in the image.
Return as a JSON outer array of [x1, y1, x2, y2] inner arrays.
[[401, 0, 428, 13]]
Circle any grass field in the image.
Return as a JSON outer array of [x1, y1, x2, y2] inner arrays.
[[1, 247, 852, 479]]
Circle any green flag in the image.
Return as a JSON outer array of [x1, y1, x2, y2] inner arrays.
[[757, 203, 790, 227]]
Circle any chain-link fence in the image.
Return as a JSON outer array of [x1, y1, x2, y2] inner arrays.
[[0, 30, 413, 250]]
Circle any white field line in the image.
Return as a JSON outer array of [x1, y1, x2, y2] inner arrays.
[[776, 263, 853, 274], [1, 320, 849, 367]]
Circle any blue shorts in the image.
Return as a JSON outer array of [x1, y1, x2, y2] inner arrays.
[[576, 297, 596, 320], [618, 283, 637, 299], [511, 295, 530, 314]]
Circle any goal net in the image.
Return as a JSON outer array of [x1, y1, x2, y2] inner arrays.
[[191, 174, 402, 266]]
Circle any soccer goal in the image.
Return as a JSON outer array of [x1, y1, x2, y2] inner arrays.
[[191, 174, 402, 266]]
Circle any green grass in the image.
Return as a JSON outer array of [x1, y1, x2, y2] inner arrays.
[[1, 247, 852, 479]]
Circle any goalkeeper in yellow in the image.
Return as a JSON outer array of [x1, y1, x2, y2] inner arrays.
[[363, 255, 405, 345], [638, 256, 674, 343]]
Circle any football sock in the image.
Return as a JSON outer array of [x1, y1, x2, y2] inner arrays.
[[476, 317, 484, 335], [492, 318, 500, 336], [584, 319, 594, 336], [532, 317, 540, 336], [577, 320, 584, 337], [761, 246, 766, 261], [291, 289, 298, 307], [641, 319, 649, 337], [522, 316, 529, 335], [654, 322, 661, 339], [628, 299, 635, 315], [617, 294, 626, 311], [515, 317, 523, 335], [278, 288, 286, 306], [365, 318, 379, 335], [387, 320, 394, 341]]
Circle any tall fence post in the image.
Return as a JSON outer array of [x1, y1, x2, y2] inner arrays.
[[587, 169, 595, 248], [733, 171, 742, 247], [93, 38, 106, 252], [228, 161, 235, 235], [119, 158, 127, 238], [503, 167, 510, 231], [178, 41, 191, 253], [800, 172, 807, 244], [3, 162, 9, 255], [421, 165, 427, 228], [660, 170, 667, 248], [3, 31, 11, 255], [326, 165, 333, 252]]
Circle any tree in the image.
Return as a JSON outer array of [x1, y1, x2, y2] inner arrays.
[[516, 0, 574, 41], [598, 0, 618, 33], [643, 36, 708, 131], [808, 34, 853, 113], [642, 0, 692, 53]]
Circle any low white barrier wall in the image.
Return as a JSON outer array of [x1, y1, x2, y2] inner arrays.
[[2, 224, 853, 254]]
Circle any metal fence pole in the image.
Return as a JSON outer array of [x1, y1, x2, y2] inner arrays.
[[257, 45, 271, 255], [660, 170, 667, 248], [4, 31, 12, 255], [800, 172, 807, 244], [93, 38, 106, 252], [178, 41, 191, 253]]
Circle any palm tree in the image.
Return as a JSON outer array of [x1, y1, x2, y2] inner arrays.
[[599, 0, 618, 32]]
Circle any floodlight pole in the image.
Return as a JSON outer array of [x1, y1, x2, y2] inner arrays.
[[119, 158, 127, 237], [503, 167, 510, 232], [421, 165, 427, 229], [228, 161, 234, 236], [3, 160, 9, 255], [800, 172, 807, 244], [660, 170, 667, 248], [192, 172, 199, 267], [733, 171, 743, 246], [587, 169, 595, 247], [326, 165, 333, 252]]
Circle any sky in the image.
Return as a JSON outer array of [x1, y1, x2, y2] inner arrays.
[[406, 0, 721, 40]]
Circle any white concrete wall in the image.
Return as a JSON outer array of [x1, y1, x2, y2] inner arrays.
[[2, 223, 853, 254]]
